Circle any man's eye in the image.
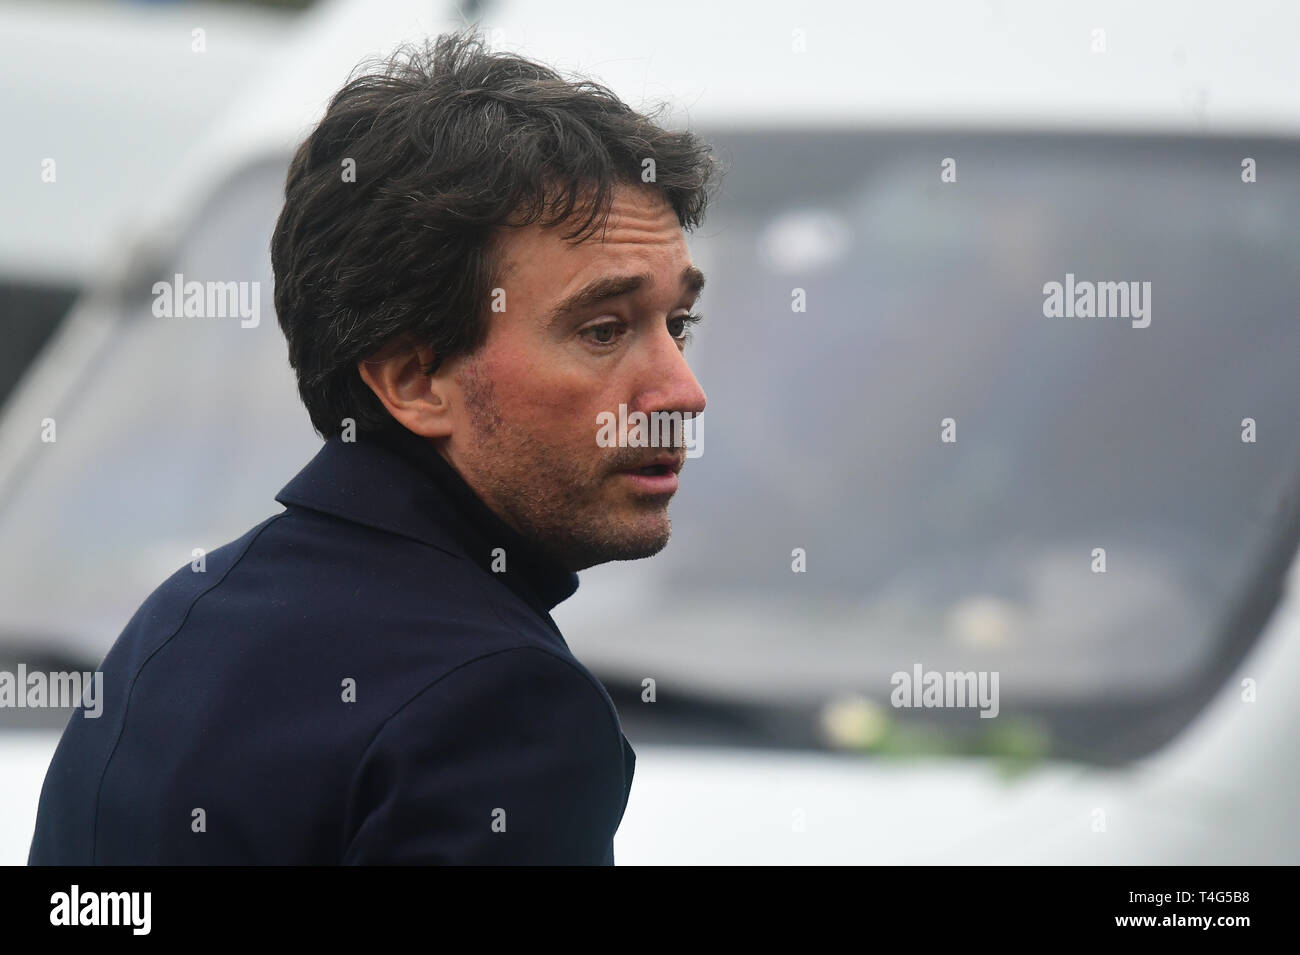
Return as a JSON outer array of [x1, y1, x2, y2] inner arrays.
[[669, 313, 704, 345], [582, 322, 624, 346]]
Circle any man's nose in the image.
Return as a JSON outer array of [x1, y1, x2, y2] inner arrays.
[[637, 324, 706, 417]]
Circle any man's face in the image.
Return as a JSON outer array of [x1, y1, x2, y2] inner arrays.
[[438, 183, 707, 572]]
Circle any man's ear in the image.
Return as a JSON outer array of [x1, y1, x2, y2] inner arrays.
[[356, 336, 455, 438]]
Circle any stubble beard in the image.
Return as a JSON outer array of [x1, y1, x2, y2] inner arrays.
[[452, 361, 673, 573]]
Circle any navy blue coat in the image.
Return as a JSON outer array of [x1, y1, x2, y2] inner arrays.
[[28, 426, 635, 864]]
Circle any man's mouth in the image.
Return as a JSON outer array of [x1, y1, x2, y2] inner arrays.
[[616, 454, 684, 476], [616, 454, 683, 493]]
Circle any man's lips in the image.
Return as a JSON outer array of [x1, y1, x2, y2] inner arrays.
[[614, 454, 684, 494], [614, 453, 684, 476]]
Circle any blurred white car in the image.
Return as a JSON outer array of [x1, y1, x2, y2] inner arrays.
[[0, 0, 293, 431], [4, 0, 1300, 864]]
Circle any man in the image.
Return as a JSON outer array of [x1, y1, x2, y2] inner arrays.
[[28, 30, 719, 865]]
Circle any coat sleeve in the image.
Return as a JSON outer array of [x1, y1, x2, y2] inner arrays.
[[341, 645, 630, 864]]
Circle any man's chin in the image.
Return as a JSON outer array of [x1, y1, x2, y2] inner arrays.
[[562, 515, 672, 571]]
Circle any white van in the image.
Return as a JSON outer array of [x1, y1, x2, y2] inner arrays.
[[0, 0, 292, 431], [4, 0, 1300, 864]]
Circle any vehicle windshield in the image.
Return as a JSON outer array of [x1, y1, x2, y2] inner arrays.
[[3, 133, 1299, 760], [555, 131, 1300, 761], [0, 159, 322, 674]]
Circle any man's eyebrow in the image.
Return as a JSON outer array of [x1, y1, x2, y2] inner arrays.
[[546, 265, 706, 327]]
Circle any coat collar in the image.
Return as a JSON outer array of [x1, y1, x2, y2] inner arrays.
[[275, 428, 580, 616]]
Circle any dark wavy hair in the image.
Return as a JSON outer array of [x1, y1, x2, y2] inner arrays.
[[271, 28, 723, 438]]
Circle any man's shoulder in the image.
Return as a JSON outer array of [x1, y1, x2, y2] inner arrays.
[[102, 502, 580, 732], [80, 492, 584, 677], [129, 502, 479, 636], [104, 511, 290, 661]]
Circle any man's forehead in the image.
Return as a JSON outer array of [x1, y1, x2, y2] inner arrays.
[[498, 183, 680, 262], [496, 202, 701, 309]]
